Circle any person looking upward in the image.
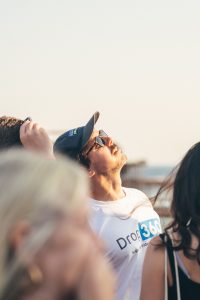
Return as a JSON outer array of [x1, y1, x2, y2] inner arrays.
[[54, 111, 161, 300]]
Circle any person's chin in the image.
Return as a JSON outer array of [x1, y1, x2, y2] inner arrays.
[[121, 153, 127, 165], [117, 153, 127, 169]]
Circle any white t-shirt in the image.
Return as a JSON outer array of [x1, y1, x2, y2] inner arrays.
[[89, 187, 161, 300]]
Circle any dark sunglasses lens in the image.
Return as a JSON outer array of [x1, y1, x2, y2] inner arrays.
[[99, 130, 107, 137], [24, 117, 32, 122], [96, 137, 105, 146]]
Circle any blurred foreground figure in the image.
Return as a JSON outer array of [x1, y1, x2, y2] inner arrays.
[[0, 150, 115, 300], [54, 111, 161, 300], [140, 142, 200, 300], [0, 116, 54, 159]]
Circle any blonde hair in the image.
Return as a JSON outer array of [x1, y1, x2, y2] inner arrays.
[[0, 149, 89, 295]]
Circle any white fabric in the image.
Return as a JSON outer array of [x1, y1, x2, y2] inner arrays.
[[89, 187, 161, 300]]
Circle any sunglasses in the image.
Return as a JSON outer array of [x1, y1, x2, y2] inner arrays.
[[85, 130, 108, 155], [23, 117, 32, 123]]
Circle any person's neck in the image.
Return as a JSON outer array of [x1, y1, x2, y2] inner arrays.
[[90, 172, 125, 201]]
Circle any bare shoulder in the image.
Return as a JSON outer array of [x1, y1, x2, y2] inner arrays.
[[140, 235, 165, 300], [145, 235, 165, 265]]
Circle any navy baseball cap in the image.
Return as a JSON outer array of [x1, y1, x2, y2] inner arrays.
[[54, 112, 100, 160]]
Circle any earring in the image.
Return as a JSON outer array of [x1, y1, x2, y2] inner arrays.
[[28, 265, 43, 284], [186, 218, 191, 228]]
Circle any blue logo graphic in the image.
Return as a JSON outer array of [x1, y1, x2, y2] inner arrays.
[[138, 218, 161, 241], [68, 128, 77, 137]]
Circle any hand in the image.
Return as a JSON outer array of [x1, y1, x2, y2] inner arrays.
[[20, 120, 55, 159]]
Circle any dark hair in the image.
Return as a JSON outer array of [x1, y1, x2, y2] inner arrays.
[[0, 116, 24, 150], [78, 152, 90, 169], [76, 140, 94, 169], [155, 141, 200, 264]]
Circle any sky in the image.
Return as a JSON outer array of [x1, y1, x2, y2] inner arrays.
[[1, 0, 200, 165]]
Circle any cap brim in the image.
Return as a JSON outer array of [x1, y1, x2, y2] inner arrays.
[[81, 111, 100, 148]]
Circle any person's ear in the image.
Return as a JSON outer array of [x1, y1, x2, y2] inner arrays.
[[88, 169, 95, 178], [9, 221, 31, 250]]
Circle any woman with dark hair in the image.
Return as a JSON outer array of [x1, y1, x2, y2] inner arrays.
[[140, 142, 200, 300]]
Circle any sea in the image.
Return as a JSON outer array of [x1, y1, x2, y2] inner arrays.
[[131, 165, 174, 228], [122, 164, 174, 223], [136, 165, 173, 180]]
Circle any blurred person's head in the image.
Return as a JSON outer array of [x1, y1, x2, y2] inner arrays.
[[156, 141, 200, 263], [54, 112, 127, 176], [0, 150, 114, 300], [0, 116, 24, 149]]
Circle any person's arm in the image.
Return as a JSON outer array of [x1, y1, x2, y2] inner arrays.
[[140, 236, 165, 300], [20, 120, 55, 159]]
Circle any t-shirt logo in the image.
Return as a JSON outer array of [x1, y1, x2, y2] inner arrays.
[[138, 218, 161, 241]]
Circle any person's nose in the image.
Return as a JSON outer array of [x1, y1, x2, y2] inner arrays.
[[103, 136, 113, 147]]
